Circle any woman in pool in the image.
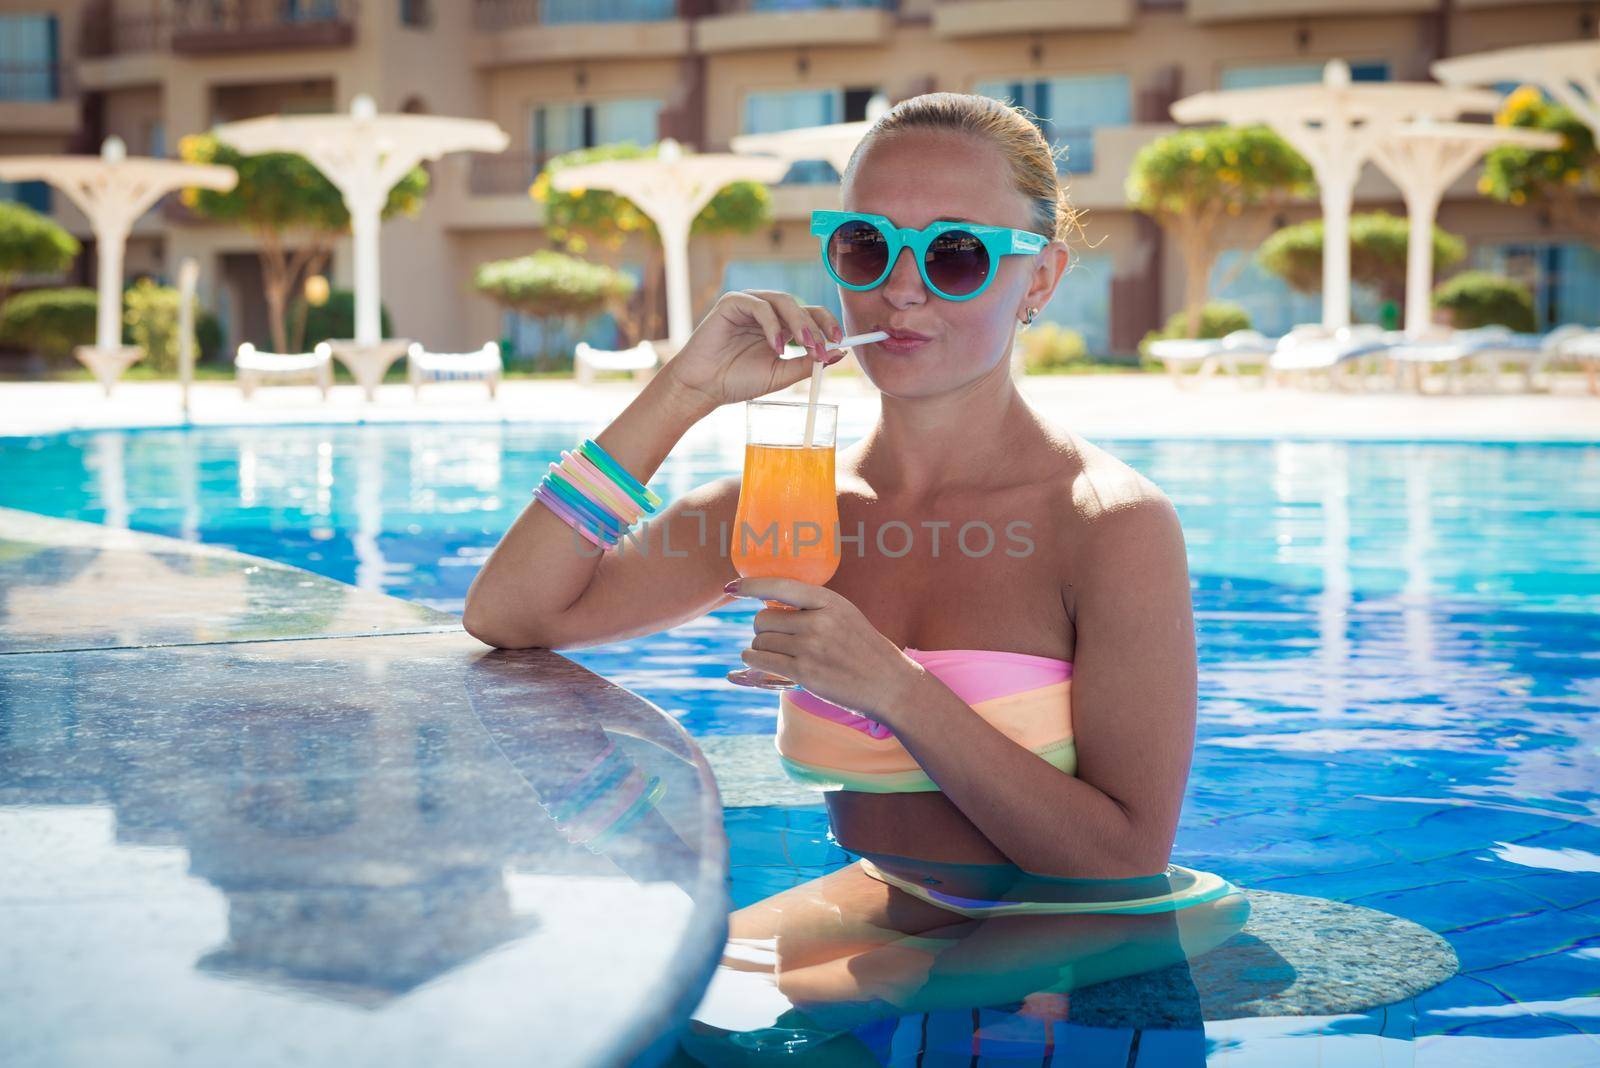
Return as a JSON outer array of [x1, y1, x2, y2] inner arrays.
[[465, 91, 1245, 1044]]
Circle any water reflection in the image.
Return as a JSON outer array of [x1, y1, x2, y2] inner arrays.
[[0, 637, 719, 1035], [679, 853, 1252, 1064]]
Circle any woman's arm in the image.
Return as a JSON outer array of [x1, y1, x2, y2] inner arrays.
[[463, 291, 843, 650], [882, 494, 1198, 879], [461, 371, 724, 650]]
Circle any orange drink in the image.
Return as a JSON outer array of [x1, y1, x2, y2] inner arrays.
[[732, 441, 841, 586], [730, 400, 840, 689]]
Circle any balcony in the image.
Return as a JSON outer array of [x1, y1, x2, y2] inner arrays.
[[433, 154, 547, 230], [1185, 0, 1432, 21], [931, 0, 1134, 37], [168, 1, 358, 55], [696, 0, 897, 54], [81, 2, 358, 59], [0, 63, 79, 135], [472, 0, 690, 63]]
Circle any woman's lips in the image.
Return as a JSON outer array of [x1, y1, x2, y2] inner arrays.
[[875, 336, 931, 354]]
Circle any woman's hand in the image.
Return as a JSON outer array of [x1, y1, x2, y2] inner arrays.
[[664, 290, 847, 410], [725, 576, 924, 724]]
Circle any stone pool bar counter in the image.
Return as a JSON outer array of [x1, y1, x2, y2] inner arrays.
[[0, 509, 729, 1067]]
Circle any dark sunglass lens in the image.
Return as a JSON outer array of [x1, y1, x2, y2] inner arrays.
[[828, 220, 888, 286], [925, 230, 990, 296]]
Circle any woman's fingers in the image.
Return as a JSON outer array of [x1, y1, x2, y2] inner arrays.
[[726, 291, 786, 354], [739, 647, 797, 678], [754, 605, 808, 634], [750, 630, 802, 657], [746, 290, 831, 362]]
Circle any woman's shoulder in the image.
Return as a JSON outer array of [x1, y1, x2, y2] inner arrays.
[[1047, 431, 1181, 550]]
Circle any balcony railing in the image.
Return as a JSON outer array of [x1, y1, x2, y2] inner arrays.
[[82, 1, 358, 57], [0, 62, 74, 102], [711, 0, 895, 10], [170, 1, 359, 54], [474, 0, 677, 31], [468, 152, 557, 197]]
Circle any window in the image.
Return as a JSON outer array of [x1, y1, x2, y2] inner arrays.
[[541, 0, 676, 24], [532, 97, 663, 158], [1473, 242, 1600, 329], [399, 0, 431, 27], [0, 180, 51, 214], [1219, 60, 1389, 91], [724, 259, 843, 319], [743, 85, 880, 183], [1208, 249, 1382, 337], [0, 14, 58, 101], [973, 74, 1132, 174]]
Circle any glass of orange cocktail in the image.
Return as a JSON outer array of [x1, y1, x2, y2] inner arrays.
[[730, 399, 841, 689]]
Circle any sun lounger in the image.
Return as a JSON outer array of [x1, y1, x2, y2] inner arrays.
[[1268, 325, 1392, 389], [235, 341, 333, 400], [1561, 330, 1600, 396], [407, 342, 504, 399], [574, 339, 660, 387]]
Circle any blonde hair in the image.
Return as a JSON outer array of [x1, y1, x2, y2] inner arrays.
[[841, 91, 1084, 248]]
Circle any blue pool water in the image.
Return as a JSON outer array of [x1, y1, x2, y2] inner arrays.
[[3, 423, 1598, 1065]]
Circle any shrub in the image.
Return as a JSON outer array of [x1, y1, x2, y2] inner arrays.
[[196, 309, 223, 364], [1016, 322, 1091, 373], [287, 288, 393, 349], [0, 287, 97, 363], [123, 278, 199, 375], [1138, 302, 1253, 360], [1432, 271, 1537, 332], [1257, 212, 1467, 301], [0, 201, 79, 303]]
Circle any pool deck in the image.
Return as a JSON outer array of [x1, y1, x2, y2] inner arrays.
[[3, 373, 1597, 442]]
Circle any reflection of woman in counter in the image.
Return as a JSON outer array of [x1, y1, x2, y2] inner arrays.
[[464, 92, 1248, 1053]]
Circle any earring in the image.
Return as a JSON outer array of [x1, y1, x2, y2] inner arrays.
[[1021, 307, 1038, 326]]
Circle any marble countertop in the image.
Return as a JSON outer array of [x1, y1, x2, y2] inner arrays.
[[0, 509, 729, 1067]]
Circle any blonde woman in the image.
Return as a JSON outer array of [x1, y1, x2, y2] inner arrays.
[[465, 93, 1246, 1052]]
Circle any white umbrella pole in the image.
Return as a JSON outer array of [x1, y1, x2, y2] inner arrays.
[[178, 257, 199, 418], [661, 213, 693, 348], [351, 198, 383, 346], [94, 222, 127, 351]]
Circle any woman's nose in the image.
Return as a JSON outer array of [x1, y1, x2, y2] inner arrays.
[[880, 244, 926, 307]]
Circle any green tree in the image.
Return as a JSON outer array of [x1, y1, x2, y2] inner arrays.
[[0, 287, 96, 364], [0, 201, 79, 307], [1480, 85, 1599, 246], [1257, 211, 1467, 304], [179, 132, 428, 353], [473, 250, 637, 369], [1432, 271, 1537, 332], [1127, 125, 1312, 337], [122, 277, 194, 375], [531, 142, 771, 342]]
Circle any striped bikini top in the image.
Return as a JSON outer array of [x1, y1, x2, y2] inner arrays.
[[775, 647, 1075, 794]]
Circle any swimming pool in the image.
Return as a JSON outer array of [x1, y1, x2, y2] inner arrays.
[[3, 423, 1598, 1065]]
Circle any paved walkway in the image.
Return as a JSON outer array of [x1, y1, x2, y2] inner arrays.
[[3, 372, 1596, 442]]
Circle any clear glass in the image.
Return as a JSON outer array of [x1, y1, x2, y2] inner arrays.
[[729, 400, 840, 690]]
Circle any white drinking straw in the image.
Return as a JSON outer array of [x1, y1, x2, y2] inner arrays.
[[802, 330, 889, 448]]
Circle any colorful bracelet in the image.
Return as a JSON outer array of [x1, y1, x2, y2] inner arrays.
[[579, 438, 662, 511], [559, 450, 642, 525], [533, 485, 605, 548], [533, 436, 662, 551], [544, 468, 627, 538]]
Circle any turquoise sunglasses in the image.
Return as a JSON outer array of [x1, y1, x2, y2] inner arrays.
[[811, 209, 1047, 302]]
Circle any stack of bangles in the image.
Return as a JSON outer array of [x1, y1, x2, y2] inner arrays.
[[540, 738, 666, 853], [534, 437, 663, 550]]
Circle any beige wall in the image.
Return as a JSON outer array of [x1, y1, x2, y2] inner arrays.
[[7, 0, 1597, 357]]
